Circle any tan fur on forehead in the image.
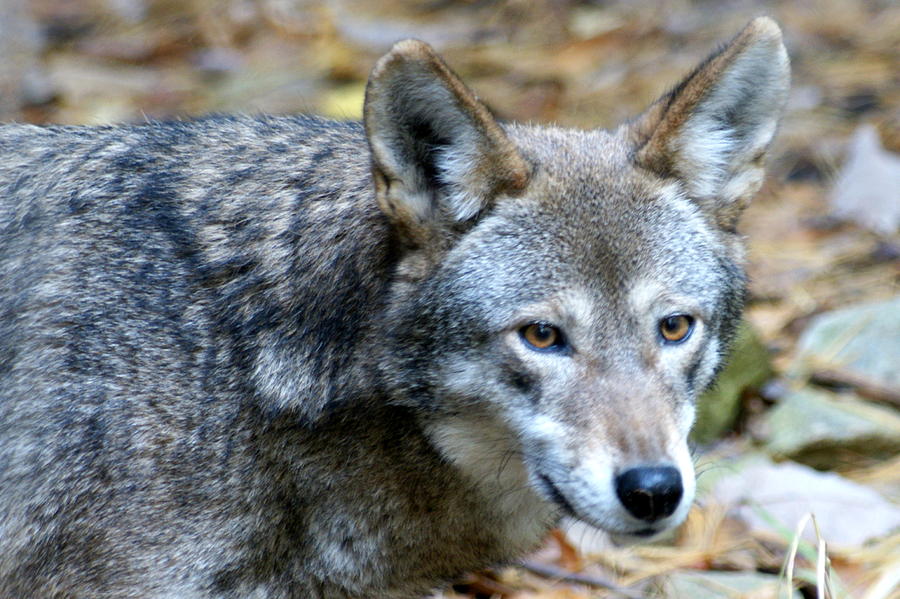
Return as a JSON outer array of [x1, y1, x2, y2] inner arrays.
[[497, 124, 663, 230], [505, 124, 631, 176]]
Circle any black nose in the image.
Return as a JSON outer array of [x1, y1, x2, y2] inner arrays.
[[615, 466, 683, 522]]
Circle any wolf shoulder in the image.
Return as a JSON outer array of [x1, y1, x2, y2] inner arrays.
[[0, 115, 384, 410]]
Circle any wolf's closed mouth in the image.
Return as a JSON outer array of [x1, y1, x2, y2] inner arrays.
[[537, 472, 578, 517]]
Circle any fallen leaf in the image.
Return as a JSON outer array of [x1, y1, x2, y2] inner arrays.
[[711, 456, 900, 547]]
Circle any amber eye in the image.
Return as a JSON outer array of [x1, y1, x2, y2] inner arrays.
[[659, 314, 694, 343], [520, 323, 564, 351]]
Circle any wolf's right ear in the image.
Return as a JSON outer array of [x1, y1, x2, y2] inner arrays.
[[629, 17, 790, 230], [364, 39, 531, 246]]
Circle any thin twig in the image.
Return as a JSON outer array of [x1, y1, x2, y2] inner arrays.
[[519, 560, 645, 599]]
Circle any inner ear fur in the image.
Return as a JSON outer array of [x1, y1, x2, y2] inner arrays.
[[364, 39, 531, 247], [629, 17, 790, 230]]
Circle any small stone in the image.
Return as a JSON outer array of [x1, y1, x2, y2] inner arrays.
[[791, 297, 900, 392], [764, 387, 900, 467]]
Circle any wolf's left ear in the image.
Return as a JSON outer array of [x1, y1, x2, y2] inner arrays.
[[364, 39, 531, 245], [630, 17, 790, 229]]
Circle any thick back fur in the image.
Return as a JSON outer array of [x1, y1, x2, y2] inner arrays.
[[0, 18, 789, 599]]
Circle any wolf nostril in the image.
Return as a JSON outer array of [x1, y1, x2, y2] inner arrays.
[[614, 466, 683, 522]]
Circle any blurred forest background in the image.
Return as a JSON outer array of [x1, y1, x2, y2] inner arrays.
[[2, 0, 897, 597]]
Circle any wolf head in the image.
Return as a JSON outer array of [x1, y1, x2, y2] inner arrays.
[[365, 18, 789, 540]]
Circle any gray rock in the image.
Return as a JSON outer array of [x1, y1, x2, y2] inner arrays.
[[764, 387, 900, 467], [792, 297, 900, 393]]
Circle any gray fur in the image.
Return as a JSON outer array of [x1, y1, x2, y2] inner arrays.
[[0, 19, 789, 599]]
